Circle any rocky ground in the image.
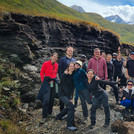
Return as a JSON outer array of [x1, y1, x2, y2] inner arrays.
[[20, 86, 126, 134]]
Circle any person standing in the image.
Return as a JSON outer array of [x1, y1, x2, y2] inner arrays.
[[58, 46, 76, 111], [106, 54, 119, 104], [86, 69, 116, 129], [73, 61, 91, 123], [113, 54, 123, 88], [74, 54, 88, 107], [88, 48, 108, 90], [126, 52, 134, 81], [37, 53, 58, 123], [56, 62, 77, 131], [80, 54, 87, 72]]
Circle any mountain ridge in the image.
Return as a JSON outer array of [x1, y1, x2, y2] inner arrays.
[[70, 5, 85, 13], [105, 15, 127, 24]]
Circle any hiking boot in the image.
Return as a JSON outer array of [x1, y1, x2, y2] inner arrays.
[[124, 108, 130, 117], [103, 122, 109, 127], [116, 101, 120, 105], [131, 108, 134, 115], [55, 116, 62, 120], [67, 126, 77, 131], [48, 114, 55, 118], [89, 124, 95, 129], [74, 101, 77, 108], [40, 118, 46, 124], [83, 117, 88, 124]]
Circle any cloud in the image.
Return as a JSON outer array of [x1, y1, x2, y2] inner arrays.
[[57, 0, 134, 23], [101, 5, 134, 23]]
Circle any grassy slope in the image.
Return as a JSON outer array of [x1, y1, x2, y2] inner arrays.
[[0, 0, 134, 44]]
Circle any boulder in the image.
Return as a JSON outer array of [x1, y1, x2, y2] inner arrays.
[[118, 121, 134, 134]]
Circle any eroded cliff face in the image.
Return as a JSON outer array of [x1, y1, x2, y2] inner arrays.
[[0, 12, 120, 65]]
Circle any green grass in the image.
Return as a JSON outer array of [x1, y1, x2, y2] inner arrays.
[[0, 0, 134, 44]]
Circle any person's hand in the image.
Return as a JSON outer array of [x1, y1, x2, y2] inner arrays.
[[123, 97, 126, 100], [64, 70, 68, 74], [107, 79, 110, 81], [70, 100, 73, 103], [95, 76, 100, 80], [126, 75, 130, 79], [118, 46, 121, 52]]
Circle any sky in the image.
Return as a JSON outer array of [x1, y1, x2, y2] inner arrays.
[[57, 0, 134, 23]]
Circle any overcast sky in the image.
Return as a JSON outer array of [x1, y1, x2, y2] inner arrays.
[[57, 0, 134, 23]]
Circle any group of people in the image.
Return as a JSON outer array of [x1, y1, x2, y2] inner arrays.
[[37, 46, 134, 131]]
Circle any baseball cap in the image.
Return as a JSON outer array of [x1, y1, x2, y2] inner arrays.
[[81, 54, 86, 58], [130, 52, 134, 55]]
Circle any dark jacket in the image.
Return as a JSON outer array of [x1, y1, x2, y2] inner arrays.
[[107, 62, 114, 80], [126, 59, 134, 77], [58, 73, 74, 105], [58, 56, 76, 79], [121, 88, 134, 100], [113, 59, 123, 78], [58, 73, 74, 99], [86, 76, 116, 97], [73, 68, 87, 91]]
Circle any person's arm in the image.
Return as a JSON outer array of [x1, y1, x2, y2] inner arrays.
[[126, 68, 130, 79], [118, 46, 121, 55], [58, 59, 63, 79], [58, 74, 67, 99], [104, 60, 108, 80], [81, 69, 87, 79], [87, 59, 92, 71], [112, 63, 115, 81], [98, 79, 117, 86], [40, 62, 46, 82]]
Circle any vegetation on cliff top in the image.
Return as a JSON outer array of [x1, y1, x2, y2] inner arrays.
[[0, 0, 134, 44]]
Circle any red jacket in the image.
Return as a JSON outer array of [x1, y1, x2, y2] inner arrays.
[[88, 56, 108, 80], [40, 60, 58, 82]]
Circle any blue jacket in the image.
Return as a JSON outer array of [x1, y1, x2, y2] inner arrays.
[[73, 68, 87, 91], [58, 56, 76, 79]]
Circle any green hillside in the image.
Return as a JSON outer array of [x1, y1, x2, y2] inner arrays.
[[0, 0, 134, 44]]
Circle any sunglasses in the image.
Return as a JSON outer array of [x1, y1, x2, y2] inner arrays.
[[127, 84, 133, 86]]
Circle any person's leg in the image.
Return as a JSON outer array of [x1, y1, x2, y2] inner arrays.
[[56, 108, 68, 120], [131, 100, 134, 115], [42, 89, 50, 118], [48, 82, 56, 115], [101, 91, 110, 127], [60, 100, 64, 111], [79, 91, 88, 118], [56, 96, 70, 119], [82, 89, 92, 104], [111, 84, 119, 103], [90, 97, 100, 128], [66, 102, 75, 127], [121, 99, 131, 117], [74, 89, 79, 107]]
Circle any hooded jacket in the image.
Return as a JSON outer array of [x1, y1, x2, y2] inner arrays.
[[88, 56, 108, 80], [122, 87, 134, 100]]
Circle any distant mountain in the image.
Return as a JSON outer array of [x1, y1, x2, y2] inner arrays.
[[105, 15, 127, 24], [70, 5, 85, 13]]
